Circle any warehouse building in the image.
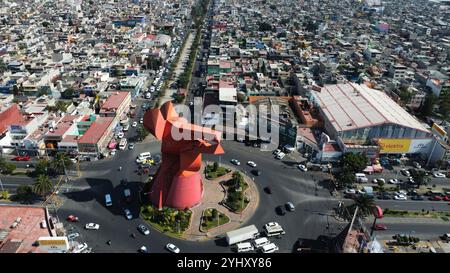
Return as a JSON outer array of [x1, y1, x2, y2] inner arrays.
[[310, 83, 433, 159]]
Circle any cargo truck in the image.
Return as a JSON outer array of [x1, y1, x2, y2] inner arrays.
[[225, 225, 259, 245]]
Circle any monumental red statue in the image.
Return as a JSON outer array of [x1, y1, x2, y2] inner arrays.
[[142, 101, 224, 209]]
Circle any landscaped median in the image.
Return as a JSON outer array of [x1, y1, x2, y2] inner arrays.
[[140, 205, 192, 238], [200, 208, 230, 232], [383, 208, 450, 221], [205, 162, 231, 179], [221, 171, 250, 213]]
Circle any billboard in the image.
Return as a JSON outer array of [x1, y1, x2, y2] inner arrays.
[[378, 138, 433, 154], [378, 139, 411, 153], [38, 236, 69, 253], [432, 123, 447, 140]]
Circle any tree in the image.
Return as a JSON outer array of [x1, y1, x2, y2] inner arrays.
[[136, 125, 150, 141], [350, 195, 376, 217], [420, 93, 436, 117], [0, 190, 8, 199], [16, 185, 33, 201], [62, 87, 76, 99], [342, 153, 368, 173], [52, 153, 72, 175], [0, 158, 16, 174], [34, 159, 50, 176], [259, 22, 273, 32], [337, 172, 356, 189], [32, 175, 53, 197], [146, 56, 162, 71], [42, 21, 51, 28], [212, 162, 219, 172], [377, 179, 385, 192], [410, 169, 429, 188]]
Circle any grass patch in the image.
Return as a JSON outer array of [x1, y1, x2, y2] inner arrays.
[[205, 163, 230, 179], [140, 205, 192, 238], [383, 208, 450, 219], [200, 208, 230, 232]]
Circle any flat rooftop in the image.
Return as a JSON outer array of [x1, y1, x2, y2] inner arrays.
[[311, 83, 429, 133], [0, 206, 50, 253]]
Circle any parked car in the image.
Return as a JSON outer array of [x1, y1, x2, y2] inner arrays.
[[137, 224, 150, 235], [275, 205, 286, 216], [411, 195, 424, 201], [389, 179, 400, 184], [433, 172, 446, 178], [128, 143, 135, 150], [443, 196, 450, 202], [230, 159, 240, 166], [377, 193, 391, 200], [394, 194, 407, 201], [429, 195, 443, 201], [124, 209, 133, 220], [285, 202, 295, 212], [117, 132, 124, 139], [273, 149, 281, 156], [85, 223, 100, 230], [247, 161, 257, 167], [12, 155, 30, 161], [67, 233, 80, 240], [401, 169, 411, 176], [344, 189, 356, 195], [297, 164, 307, 172], [373, 178, 385, 184], [166, 243, 180, 253]]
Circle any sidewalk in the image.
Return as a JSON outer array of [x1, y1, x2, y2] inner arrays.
[[183, 164, 259, 241]]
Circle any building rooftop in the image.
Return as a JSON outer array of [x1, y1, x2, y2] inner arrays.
[[311, 83, 429, 133], [78, 117, 114, 144]]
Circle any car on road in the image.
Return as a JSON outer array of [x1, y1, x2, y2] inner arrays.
[[139, 118, 143, 124], [429, 195, 443, 201], [413, 161, 421, 169], [374, 224, 387, 231], [67, 233, 80, 240], [132, 121, 137, 127], [137, 224, 150, 235], [12, 155, 30, 161], [230, 159, 240, 166], [389, 179, 400, 184], [443, 195, 450, 202], [85, 223, 100, 230], [264, 187, 272, 194], [377, 193, 391, 200], [297, 164, 307, 172], [275, 152, 286, 160], [247, 161, 257, 167], [393, 194, 407, 201], [401, 169, 411, 176], [411, 195, 424, 201], [67, 215, 79, 222], [372, 178, 385, 184], [139, 246, 149, 253], [275, 205, 286, 215], [124, 209, 133, 220], [124, 188, 132, 203], [433, 172, 446, 178], [166, 243, 180, 253], [285, 202, 295, 212], [273, 149, 281, 156], [251, 169, 261, 176], [128, 143, 135, 150]]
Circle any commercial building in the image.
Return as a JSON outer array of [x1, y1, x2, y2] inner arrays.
[[310, 83, 433, 159], [77, 117, 115, 158]]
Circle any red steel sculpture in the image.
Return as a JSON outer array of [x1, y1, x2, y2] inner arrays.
[[142, 101, 224, 209]]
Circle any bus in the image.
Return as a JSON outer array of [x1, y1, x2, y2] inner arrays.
[[118, 138, 128, 150]]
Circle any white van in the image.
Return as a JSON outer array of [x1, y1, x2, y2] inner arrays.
[[137, 152, 151, 162], [261, 243, 279, 253], [355, 173, 367, 182], [236, 242, 254, 253], [275, 152, 286, 160], [105, 194, 112, 207], [253, 237, 270, 248]]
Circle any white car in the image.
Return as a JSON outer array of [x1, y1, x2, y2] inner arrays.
[[85, 223, 100, 230], [166, 243, 180, 253], [110, 149, 116, 156], [139, 118, 143, 124], [394, 194, 407, 201], [389, 179, 400, 184], [297, 164, 307, 172], [275, 152, 286, 160], [117, 132, 124, 139], [132, 121, 138, 127], [230, 159, 241, 166], [73, 243, 88, 253], [344, 189, 356, 195], [273, 149, 281, 155], [401, 169, 410, 176], [433, 172, 446, 178], [373, 178, 385, 184], [124, 209, 132, 220], [247, 161, 257, 167]]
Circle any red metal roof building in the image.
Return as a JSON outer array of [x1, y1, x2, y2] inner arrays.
[[78, 117, 115, 156]]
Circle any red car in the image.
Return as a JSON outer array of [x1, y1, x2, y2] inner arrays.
[[67, 215, 79, 222], [374, 224, 387, 230], [430, 195, 443, 201], [12, 155, 30, 161], [443, 196, 450, 202]]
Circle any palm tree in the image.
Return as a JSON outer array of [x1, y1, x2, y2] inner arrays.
[[51, 153, 72, 175], [349, 195, 376, 218], [32, 175, 53, 197]]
